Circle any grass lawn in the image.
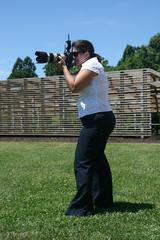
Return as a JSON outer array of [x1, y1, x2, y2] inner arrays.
[[0, 141, 160, 240]]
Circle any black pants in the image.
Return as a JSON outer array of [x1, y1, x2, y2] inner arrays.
[[65, 111, 116, 216]]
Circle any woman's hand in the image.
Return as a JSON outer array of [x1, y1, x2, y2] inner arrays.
[[57, 57, 66, 69]]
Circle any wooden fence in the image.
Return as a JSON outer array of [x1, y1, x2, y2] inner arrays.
[[108, 68, 160, 137], [0, 68, 160, 138]]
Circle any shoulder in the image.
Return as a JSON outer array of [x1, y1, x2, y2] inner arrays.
[[81, 57, 104, 74]]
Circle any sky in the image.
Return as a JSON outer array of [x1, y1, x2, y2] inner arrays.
[[0, 0, 160, 80]]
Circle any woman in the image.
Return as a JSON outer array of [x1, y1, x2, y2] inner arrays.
[[58, 40, 116, 216]]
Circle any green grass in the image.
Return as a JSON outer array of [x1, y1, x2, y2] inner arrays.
[[0, 141, 160, 240]]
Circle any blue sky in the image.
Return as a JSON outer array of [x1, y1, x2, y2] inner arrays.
[[0, 0, 160, 80]]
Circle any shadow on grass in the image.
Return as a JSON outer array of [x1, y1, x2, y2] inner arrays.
[[111, 201, 154, 213], [95, 201, 154, 214]]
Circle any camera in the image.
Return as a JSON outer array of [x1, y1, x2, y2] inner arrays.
[[35, 35, 74, 69], [35, 52, 65, 64]]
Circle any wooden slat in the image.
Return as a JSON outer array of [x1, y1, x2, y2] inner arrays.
[[0, 69, 160, 138]]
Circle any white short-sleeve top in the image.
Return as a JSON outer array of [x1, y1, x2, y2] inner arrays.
[[77, 57, 112, 118]]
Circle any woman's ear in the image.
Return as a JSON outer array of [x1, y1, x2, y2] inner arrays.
[[84, 51, 90, 59]]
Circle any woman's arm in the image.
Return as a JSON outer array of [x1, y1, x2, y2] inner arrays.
[[62, 65, 97, 93]]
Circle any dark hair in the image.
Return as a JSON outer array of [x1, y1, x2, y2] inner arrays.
[[72, 40, 101, 62]]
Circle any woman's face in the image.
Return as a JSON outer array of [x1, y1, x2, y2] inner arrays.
[[72, 48, 90, 67]]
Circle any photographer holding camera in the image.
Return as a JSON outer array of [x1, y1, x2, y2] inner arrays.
[[36, 39, 116, 216], [56, 39, 116, 217]]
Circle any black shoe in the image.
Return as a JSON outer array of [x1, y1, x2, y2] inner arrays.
[[65, 208, 94, 217]]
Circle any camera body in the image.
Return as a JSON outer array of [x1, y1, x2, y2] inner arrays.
[[35, 35, 73, 69]]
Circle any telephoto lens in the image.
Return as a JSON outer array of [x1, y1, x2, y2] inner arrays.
[[51, 53, 65, 63], [35, 51, 49, 63], [35, 51, 65, 64]]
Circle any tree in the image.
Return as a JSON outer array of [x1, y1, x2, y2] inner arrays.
[[118, 45, 137, 64], [8, 56, 38, 79], [148, 33, 160, 71], [115, 33, 160, 71], [101, 57, 114, 71], [116, 45, 138, 70], [43, 62, 63, 76], [149, 33, 160, 52]]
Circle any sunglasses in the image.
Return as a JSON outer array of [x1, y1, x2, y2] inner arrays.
[[72, 51, 81, 57]]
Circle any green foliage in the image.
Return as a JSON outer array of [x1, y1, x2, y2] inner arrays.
[[149, 33, 160, 52], [43, 62, 63, 76], [117, 45, 137, 66], [0, 142, 160, 240], [8, 57, 38, 79], [101, 57, 114, 71], [148, 33, 160, 71], [116, 33, 160, 71]]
